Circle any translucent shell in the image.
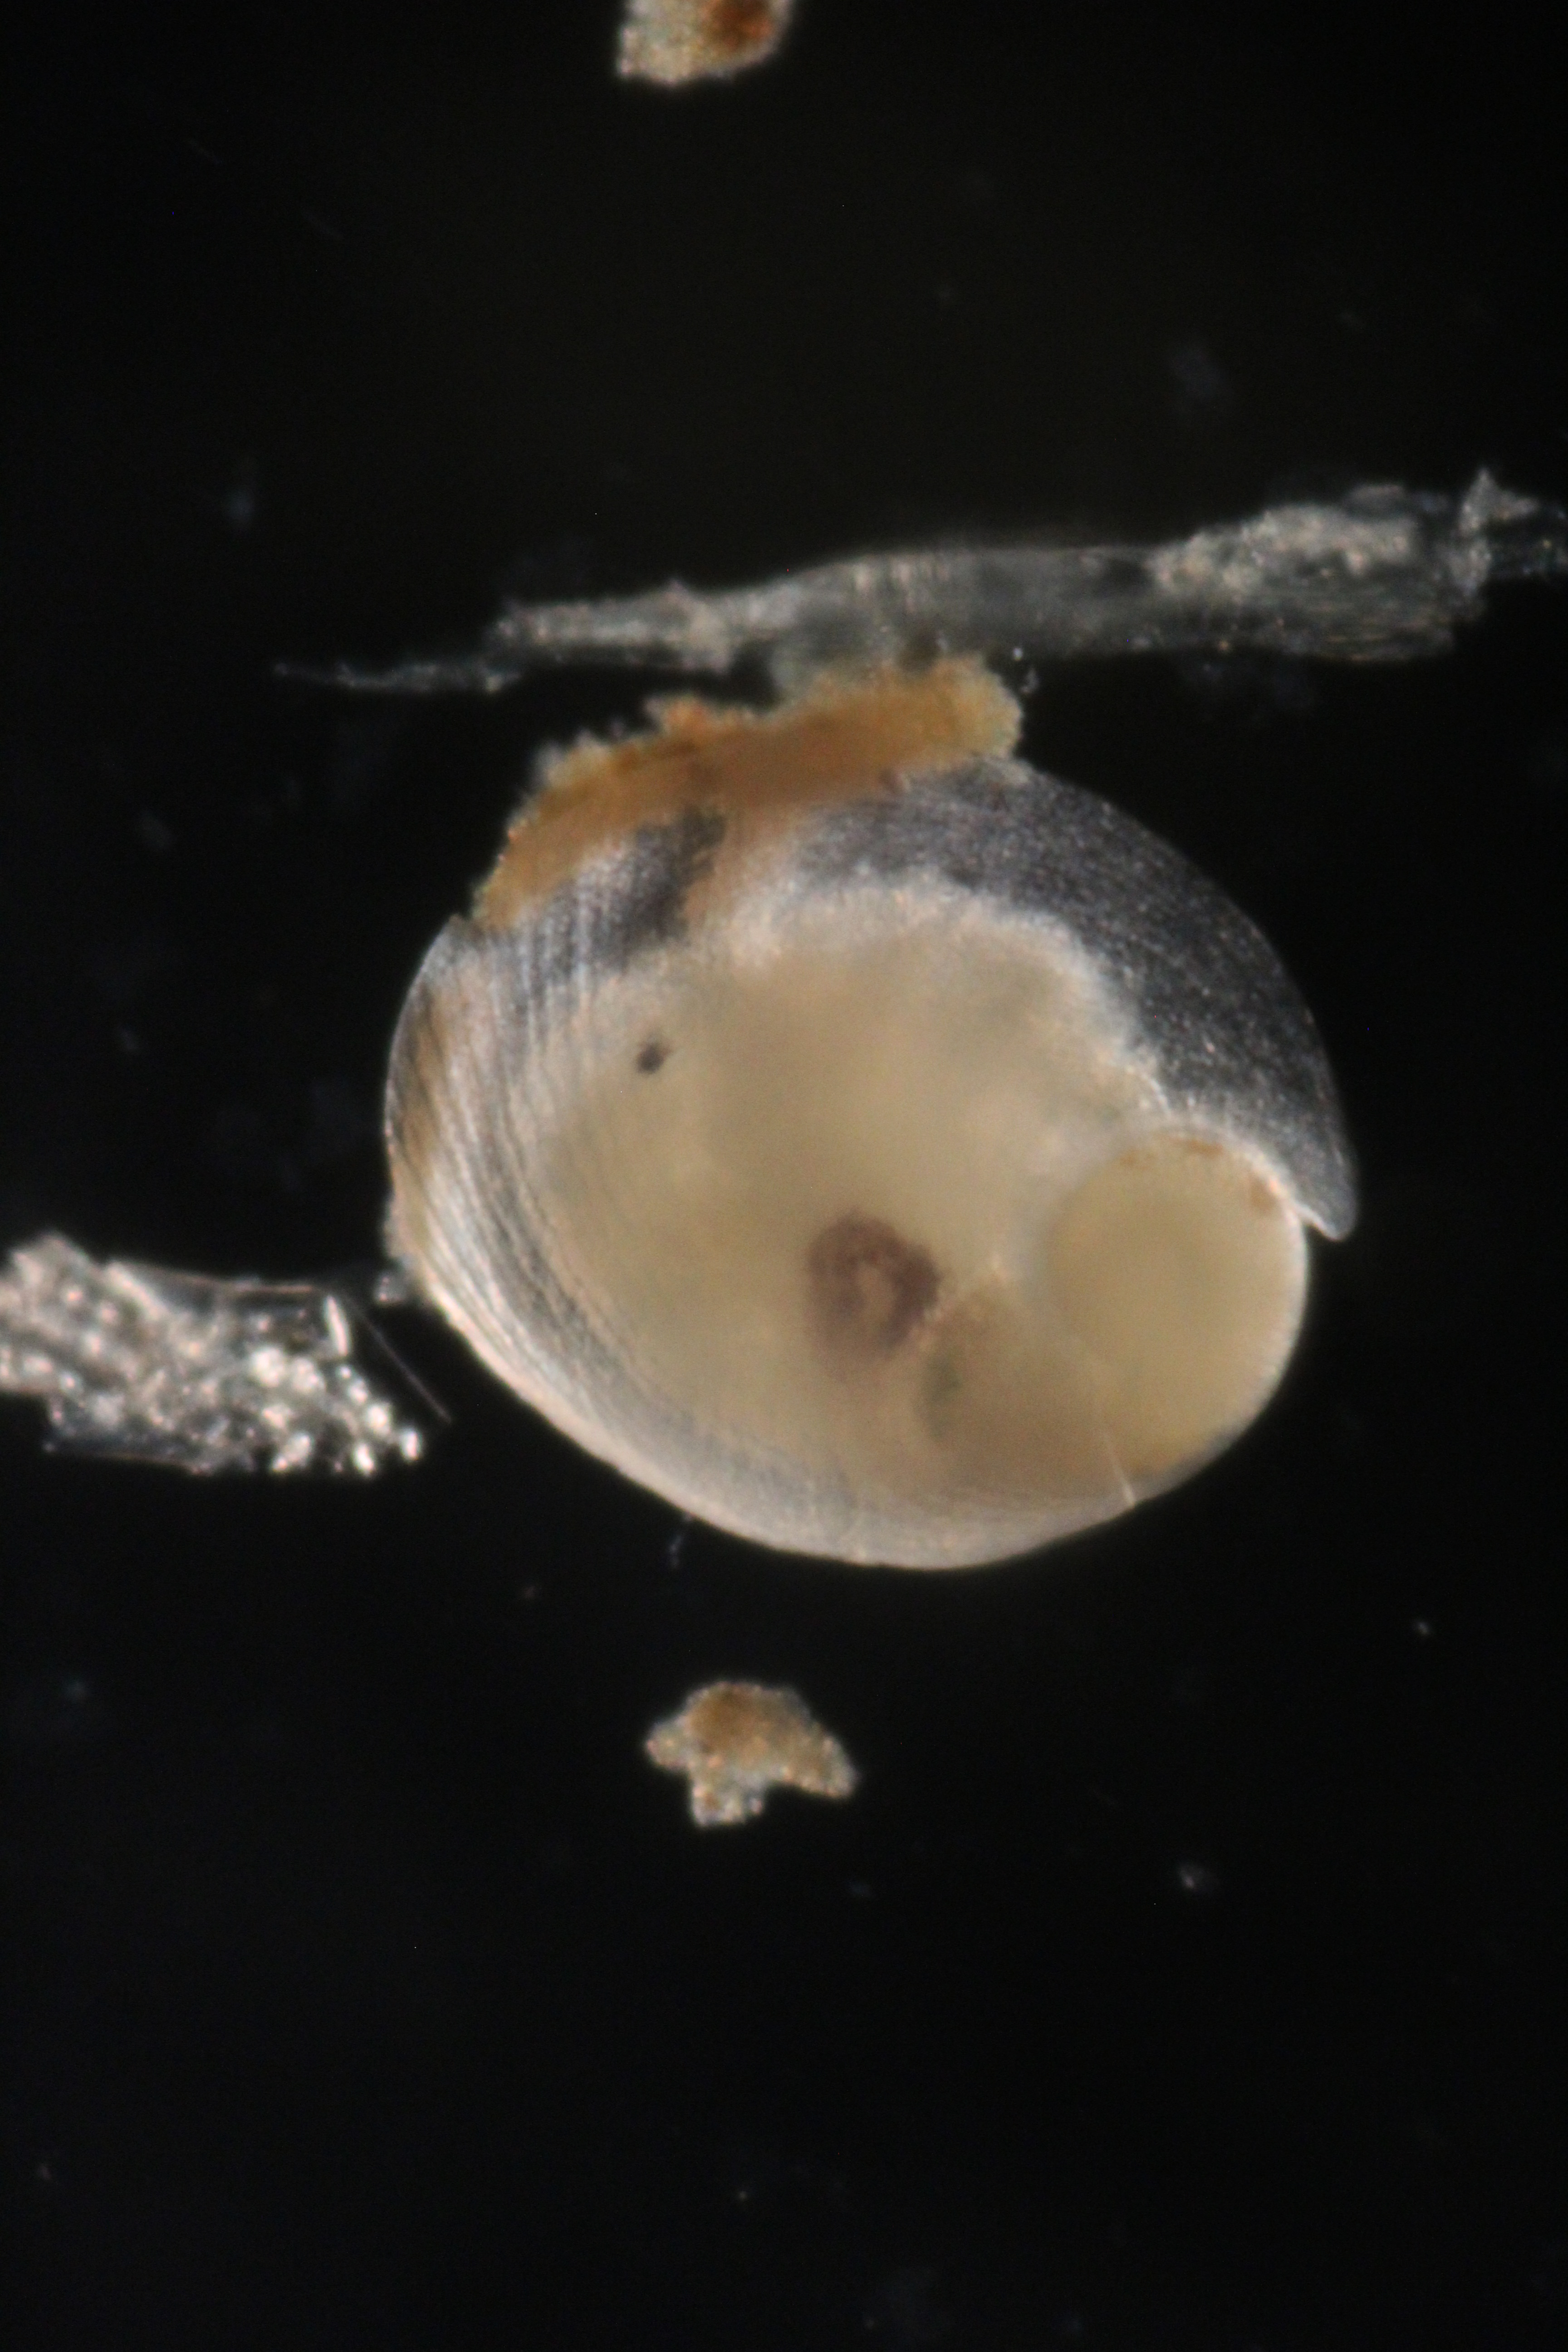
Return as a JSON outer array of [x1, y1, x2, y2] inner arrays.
[[387, 667, 1353, 1567]]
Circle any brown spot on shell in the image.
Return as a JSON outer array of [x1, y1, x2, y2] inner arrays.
[[808, 1213, 941, 1364]]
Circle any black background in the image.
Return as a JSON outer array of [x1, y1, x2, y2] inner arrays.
[[4, 4, 1564, 2347]]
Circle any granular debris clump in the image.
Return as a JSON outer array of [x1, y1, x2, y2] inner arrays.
[[645, 1680, 858, 1826]]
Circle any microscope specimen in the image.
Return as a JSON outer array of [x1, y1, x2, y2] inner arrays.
[[4, 474, 1564, 1566]]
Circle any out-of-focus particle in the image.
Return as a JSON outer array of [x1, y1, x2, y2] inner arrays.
[[645, 1681, 858, 1826], [617, 0, 795, 87], [1175, 1861, 1220, 1896]]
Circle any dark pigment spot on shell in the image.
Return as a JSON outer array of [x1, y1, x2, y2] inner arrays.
[[808, 1215, 941, 1363]]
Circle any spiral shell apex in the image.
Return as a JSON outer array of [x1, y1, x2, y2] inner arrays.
[[386, 662, 1353, 1567]]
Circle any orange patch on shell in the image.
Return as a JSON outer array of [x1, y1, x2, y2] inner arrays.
[[475, 658, 1021, 931]]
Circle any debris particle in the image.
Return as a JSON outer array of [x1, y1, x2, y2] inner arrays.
[[617, 0, 794, 86], [303, 471, 1568, 699], [0, 1234, 424, 1475], [1174, 1861, 1220, 1897], [645, 1681, 858, 1826]]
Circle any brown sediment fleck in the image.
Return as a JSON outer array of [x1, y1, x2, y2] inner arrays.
[[645, 1680, 858, 1827], [617, 0, 794, 85], [636, 1037, 672, 1074], [808, 1214, 942, 1364], [475, 658, 1021, 932]]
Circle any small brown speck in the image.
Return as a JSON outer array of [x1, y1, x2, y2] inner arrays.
[[636, 1037, 671, 1074], [808, 1213, 941, 1363]]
